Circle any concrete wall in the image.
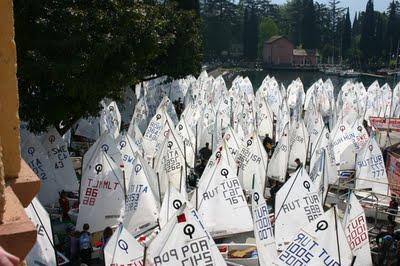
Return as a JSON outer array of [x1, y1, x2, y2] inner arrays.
[[0, 0, 21, 178]]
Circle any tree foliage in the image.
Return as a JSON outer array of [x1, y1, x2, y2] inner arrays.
[[14, 0, 202, 132], [258, 17, 279, 56]]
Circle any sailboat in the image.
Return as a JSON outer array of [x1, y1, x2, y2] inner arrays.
[[146, 203, 227, 265], [275, 206, 353, 265], [25, 198, 66, 265], [274, 167, 323, 250], [342, 192, 373, 266]]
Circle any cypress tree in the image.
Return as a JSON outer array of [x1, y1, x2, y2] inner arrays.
[[360, 0, 375, 64], [248, 7, 259, 60], [342, 8, 352, 56], [302, 0, 318, 49], [243, 8, 250, 58], [386, 0, 399, 57]]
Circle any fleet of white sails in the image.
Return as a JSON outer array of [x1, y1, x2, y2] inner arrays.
[[20, 70, 400, 265]]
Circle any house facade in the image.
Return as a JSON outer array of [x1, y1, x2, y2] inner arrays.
[[263, 36, 294, 66], [263, 36, 319, 67]]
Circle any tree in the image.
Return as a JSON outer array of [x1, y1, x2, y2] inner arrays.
[[385, 0, 400, 58], [328, 0, 345, 63], [301, 0, 319, 49], [14, 1, 202, 133], [247, 7, 259, 60], [258, 17, 279, 57], [360, 0, 376, 65], [342, 8, 352, 56]]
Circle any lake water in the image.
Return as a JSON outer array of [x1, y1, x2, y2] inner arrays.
[[234, 69, 399, 95]]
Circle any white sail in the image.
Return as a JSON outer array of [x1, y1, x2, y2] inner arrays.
[[127, 122, 144, 151], [21, 134, 61, 206], [74, 116, 100, 140], [267, 123, 289, 182], [275, 168, 324, 250], [142, 110, 174, 158], [355, 137, 389, 195], [77, 151, 124, 233], [147, 204, 227, 266], [256, 99, 274, 138], [193, 154, 253, 237], [236, 132, 268, 192], [252, 189, 277, 265], [309, 149, 329, 203], [116, 133, 141, 182], [154, 122, 188, 196], [100, 101, 121, 139], [123, 155, 160, 235], [25, 198, 57, 266], [343, 192, 372, 266], [82, 133, 122, 175], [276, 207, 353, 266], [176, 115, 196, 168], [288, 119, 309, 169], [104, 224, 145, 265], [41, 127, 78, 191], [331, 119, 369, 170], [159, 182, 190, 229]]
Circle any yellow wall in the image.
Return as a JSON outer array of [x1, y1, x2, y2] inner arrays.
[[0, 0, 21, 178]]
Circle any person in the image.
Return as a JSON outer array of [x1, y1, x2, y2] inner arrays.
[[388, 198, 398, 226], [101, 227, 113, 250], [79, 223, 92, 265], [376, 225, 397, 265], [59, 190, 70, 221], [173, 98, 183, 119], [199, 143, 212, 162], [294, 158, 303, 171], [263, 134, 274, 156], [0, 246, 19, 266], [194, 159, 206, 177], [269, 180, 280, 212], [65, 225, 79, 265]]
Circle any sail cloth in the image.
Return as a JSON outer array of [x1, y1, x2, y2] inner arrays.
[[252, 189, 277, 265], [82, 133, 122, 176], [193, 154, 253, 237], [274, 168, 324, 250], [104, 224, 145, 265], [116, 133, 141, 182], [267, 123, 289, 182], [21, 134, 61, 206], [77, 151, 124, 233], [41, 127, 78, 191], [343, 192, 373, 266], [355, 137, 389, 195], [25, 198, 58, 266], [159, 182, 190, 229], [100, 101, 121, 139], [123, 155, 160, 236], [154, 122, 188, 196], [236, 132, 268, 192], [147, 204, 227, 266], [276, 207, 353, 266], [288, 119, 309, 169], [309, 149, 329, 203]]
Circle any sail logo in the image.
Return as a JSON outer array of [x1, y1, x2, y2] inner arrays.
[[237, 148, 262, 169], [163, 149, 182, 173], [345, 215, 368, 250], [125, 185, 149, 212], [144, 121, 162, 140], [27, 159, 47, 180], [153, 239, 213, 266], [282, 194, 322, 223], [253, 205, 273, 240]]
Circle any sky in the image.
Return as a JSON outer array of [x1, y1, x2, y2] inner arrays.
[[270, 0, 393, 20]]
